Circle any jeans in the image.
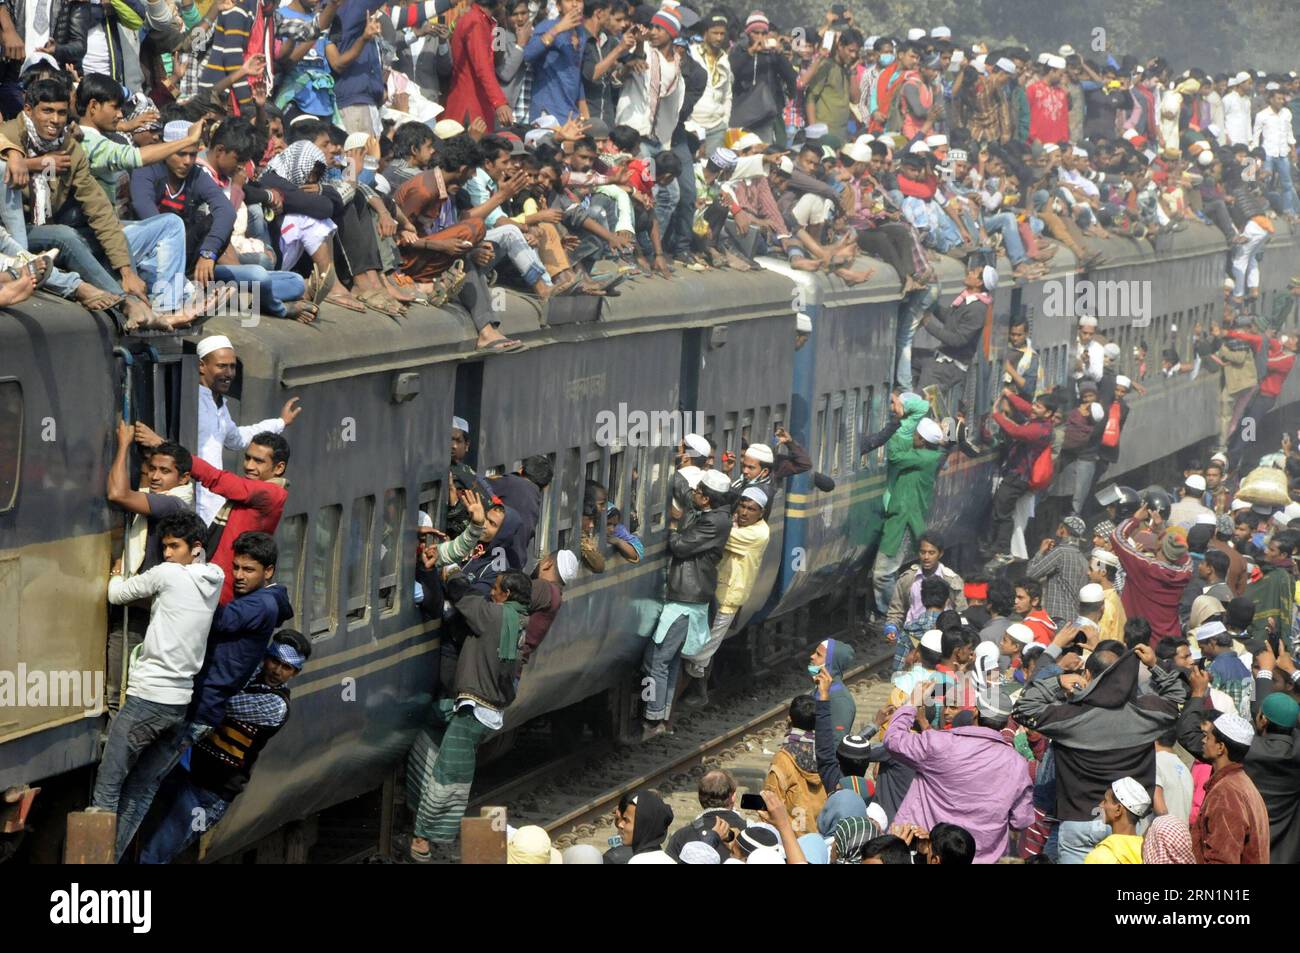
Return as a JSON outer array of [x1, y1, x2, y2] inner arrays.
[[932, 207, 963, 252], [91, 695, 187, 818], [895, 284, 937, 388], [485, 223, 548, 287], [1265, 155, 1299, 215], [136, 767, 230, 864], [122, 215, 187, 312], [112, 719, 212, 861], [664, 137, 696, 255], [682, 610, 735, 678], [1057, 817, 1110, 865], [983, 211, 1027, 265], [653, 176, 680, 244], [642, 613, 690, 721], [871, 528, 914, 616], [214, 263, 305, 319], [1070, 457, 1098, 516]]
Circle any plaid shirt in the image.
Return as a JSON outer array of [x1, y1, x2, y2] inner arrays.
[[1024, 540, 1091, 623], [175, 21, 215, 104], [224, 675, 289, 727], [513, 64, 535, 125]]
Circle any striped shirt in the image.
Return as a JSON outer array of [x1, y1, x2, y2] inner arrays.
[[197, 0, 258, 110]]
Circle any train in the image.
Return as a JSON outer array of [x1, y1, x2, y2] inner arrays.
[[1, 218, 1297, 861]]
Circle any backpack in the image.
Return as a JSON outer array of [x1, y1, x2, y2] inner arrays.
[[1027, 444, 1055, 492]]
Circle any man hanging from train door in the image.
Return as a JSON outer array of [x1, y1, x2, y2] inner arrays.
[[187, 335, 301, 526], [917, 264, 998, 416]]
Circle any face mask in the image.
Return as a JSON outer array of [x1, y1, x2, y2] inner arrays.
[[878, 53, 895, 66], [808, 664, 823, 676]]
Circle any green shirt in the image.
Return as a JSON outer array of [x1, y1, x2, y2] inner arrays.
[[79, 126, 143, 204], [807, 59, 855, 140]]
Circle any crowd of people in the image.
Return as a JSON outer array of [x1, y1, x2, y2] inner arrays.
[[0, 0, 1296, 348], [5, 0, 1297, 864]]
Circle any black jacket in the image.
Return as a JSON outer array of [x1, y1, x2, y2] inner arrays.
[[446, 570, 527, 713], [665, 505, 731, 604], [53, 0, 128, 85]]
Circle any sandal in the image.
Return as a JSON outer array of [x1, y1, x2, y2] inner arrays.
[[2, 254, 53, 290], [476, 337, 527, 354], [443, 260, 468, 299], [357, 288, 405, 318], [325, 290, 368, 313], [306, 263, 337, 305]]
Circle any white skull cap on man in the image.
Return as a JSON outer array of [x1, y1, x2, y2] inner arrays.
[[1111, 777, 1152, 817], [197, 335, 234, 359], [745, 442, 774, 463], [684, 433, 711, 458]]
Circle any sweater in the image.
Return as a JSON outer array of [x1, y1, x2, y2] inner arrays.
[[991, 393, 1053, 482], [1192, 763, 1271, 864], [129, 161, 236, 262], [189, 458, 288, 605], [107, 561, 225, 706], [188, 583, 293, 727], [1111, 517, 1193, 639]]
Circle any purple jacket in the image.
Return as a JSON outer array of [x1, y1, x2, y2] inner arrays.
[[884, 706, 1035, 863]]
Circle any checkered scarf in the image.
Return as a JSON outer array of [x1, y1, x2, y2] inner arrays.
[[267, 140, 327, 186]]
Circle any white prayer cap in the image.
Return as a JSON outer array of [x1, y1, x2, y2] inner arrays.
[[1037, 53, 1050, 65], [1185, 474, 1207, 493], [1213, 711, 1255, 747], [1207, 123, 1222, 139], [796, 312, 812, 333], [1046, 54, 1067, 71], [948, 148, 968, 162], [930, 26, 951, 38], [1005, 622, 1035, 645], [680, 841, 722, 864], [996, 57, 1017, 74], [842, 140, 874, 163], [534, 114, 561, 130], [1115, 375, 1132, 389], [804, 123, 829, 140], [746, 846, 785, 864], [854, 133, 876, 148], [1042, 142, 1060, 154], [925, 134, 948, 148], [1079, 582, 1105, 604], [741, 486, 769, 508], [733, 132, 764, 151], [1058, 44, 1075, 57], [1198, 150, 1214, 166], [162, 120, 192, 143], [196, 335, 234, 359], [433, 119, 465, 139], [1089, 403, 1104, 422], [1072, 146, 1090, 158], [1090, 547, 1120, 568], [981, 265, 999, 291], [1103, 342, 1121, 359], [1210, 451, 1229, 467], [1230, 498, 1251, 513], [1110, 777, 1152, 817], [916, 418, 944, 445], [555, 549, 579, 585], [1078, 315, 1099, 328], [907, 28, 926, 41], [744, 442, 775, 464], [1266, 81, 1281, 91], [683, 433, 711, 458], [451, 416, 470, 434], [699, 469, 732, 494], [920, 629, 944, 652], [1194, 620, 1227, 642], [777, 156, 795, 175], [908, 140, 931, 154], [1194, 513, 1218, 526], [866, 802, 889, 831], [344, 131, 370, 152]]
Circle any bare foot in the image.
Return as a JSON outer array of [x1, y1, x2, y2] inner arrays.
[[836, 267, 874, 285], [123, 296, 169, 330], [73, 282, 125, 311], [0, 272, 36, 306], [284, 300, 320, 324]]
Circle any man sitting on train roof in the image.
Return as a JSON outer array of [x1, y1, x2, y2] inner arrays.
[[186, 335, 300, 526], [92, 510, 224, 859], [406, 567, 532, 863], [0, 76, 165, 329], [137, 629, 312, 865], [105, 418, 197, 711]]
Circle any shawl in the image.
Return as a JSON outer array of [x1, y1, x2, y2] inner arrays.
[[267, 140, 327, 186]]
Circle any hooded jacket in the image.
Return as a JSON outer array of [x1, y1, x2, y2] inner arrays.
[[188, 583, 294, 728], [764, 728, 827, 820], [1013, 651, 1186, 822], [880, 395, 946, 557], [107, 561, 225, 706], [812, 639, 857, 745], [446, 571, 528, 714]]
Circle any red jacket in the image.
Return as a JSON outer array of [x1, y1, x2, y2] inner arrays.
[[1111, 517, 1192, 639], [1192, 762, 1271, 864], [191, 458, 288, 605], [443, 4, 508, 130], [991, 392, 1053, 482], [1225, 329, 1297, 398]]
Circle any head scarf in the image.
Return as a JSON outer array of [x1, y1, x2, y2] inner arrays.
[[1141, 815, 1196, 864], [268, 140, 327, 187], [832, 816, 880, 863], [628, 791, 674, 855], [817, 788, 868, 836], [797, 832, 830, 864], [506, 825, 560, 864]]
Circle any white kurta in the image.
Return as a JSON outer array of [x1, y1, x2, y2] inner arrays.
[[196, 385, 285, 524]]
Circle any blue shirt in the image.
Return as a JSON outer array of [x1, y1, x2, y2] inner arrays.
[[521, 19, 589, 122], [332, 0, 388, 109], [463, 167, 505, 227]]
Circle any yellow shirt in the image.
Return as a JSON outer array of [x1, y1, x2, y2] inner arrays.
[[715, 520, 771, 613], [1084, 834, 1144, 864], [1098, 587, 1127, 644]]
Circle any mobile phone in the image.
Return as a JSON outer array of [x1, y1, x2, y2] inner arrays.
[[739, 792, 767, 811]]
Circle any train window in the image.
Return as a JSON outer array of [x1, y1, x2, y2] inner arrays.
[[0, 380, 20, 512], [608, 448, 625, 515], [722, 411, 737, 477], [829, 392, 845, 477], [650, 445, 670, 532], [843, 391, 857, 474], [772, 403, 786, 435], [379, 488, 404, 616], [346, 495, 374, 626], [310, 505, 342, 639], [557, 447, 580, 552], [814, 394, 829, 472], [418, 480, 443, 530], [276, 514, 306, 611]]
